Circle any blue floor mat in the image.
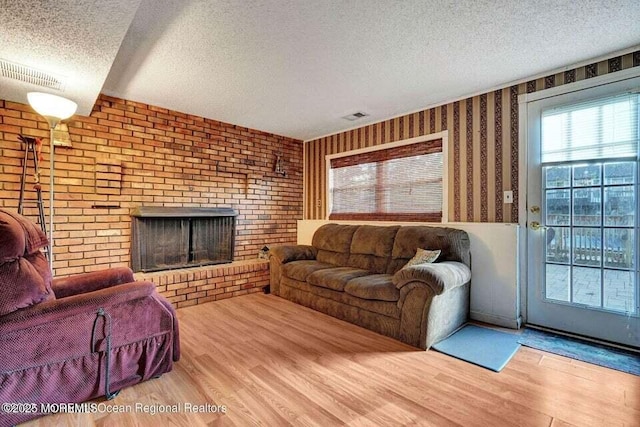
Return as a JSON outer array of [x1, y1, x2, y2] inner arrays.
[[432, 324, 521, 372], [519, 328, 640, 376]]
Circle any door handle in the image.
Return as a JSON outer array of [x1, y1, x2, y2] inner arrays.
[[530, 221, 548, 231]]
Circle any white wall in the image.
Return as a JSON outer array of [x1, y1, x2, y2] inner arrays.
[[298, 220, 521, 329]]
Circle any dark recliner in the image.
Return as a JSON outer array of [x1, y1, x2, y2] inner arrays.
[[0, 209, 180, 426]]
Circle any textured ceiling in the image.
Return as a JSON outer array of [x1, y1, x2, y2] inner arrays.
[[0, 0, 141, 115], [2, 1, 640, 140], [102, 0, 640, 140]]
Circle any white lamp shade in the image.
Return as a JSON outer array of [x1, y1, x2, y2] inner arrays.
[[27, 92, 77, 120]]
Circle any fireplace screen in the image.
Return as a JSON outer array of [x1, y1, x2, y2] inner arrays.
[[131, 207, 237, 272]]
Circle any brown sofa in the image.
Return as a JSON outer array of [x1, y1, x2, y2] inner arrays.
[[270, 224, 471, 349]]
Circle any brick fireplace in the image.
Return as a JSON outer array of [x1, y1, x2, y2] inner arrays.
[[0, 95, 303, 307]]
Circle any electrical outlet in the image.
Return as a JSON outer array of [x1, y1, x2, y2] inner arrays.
[[504, 190, 513, 204], [316, 199, 322, 208]]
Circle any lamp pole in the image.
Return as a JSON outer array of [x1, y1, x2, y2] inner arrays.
[[47, 119, 59, 272], [27, 92, 77, 274]]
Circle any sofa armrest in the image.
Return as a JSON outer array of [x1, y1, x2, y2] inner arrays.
[[269, 245, 317, 264], [52, 267, 135, 298], [0, 281, 179, 373], [393, 261, 471, 295], [0, 281, 156, 335], [269, 245, 316, 296]]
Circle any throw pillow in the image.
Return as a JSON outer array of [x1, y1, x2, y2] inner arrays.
[[403, 248, 441, 269]]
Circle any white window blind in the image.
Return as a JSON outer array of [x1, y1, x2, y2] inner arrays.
[[541, 92, 639, 163], [329, 139, 443, 221]]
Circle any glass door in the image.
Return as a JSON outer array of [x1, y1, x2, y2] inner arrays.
[[544, 161, 636, 312], [527, 82, 640, 348]]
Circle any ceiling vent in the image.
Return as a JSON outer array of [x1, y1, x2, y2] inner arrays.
[[0, 59, 64, 90], [342, 111, 369, 121]]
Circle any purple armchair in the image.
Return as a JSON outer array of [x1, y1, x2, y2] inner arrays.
[[0, 209, 180, 426]]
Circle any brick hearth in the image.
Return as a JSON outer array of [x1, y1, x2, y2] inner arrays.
[[134, 260, 269, 308]]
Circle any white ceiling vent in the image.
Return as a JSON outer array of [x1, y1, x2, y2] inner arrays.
[[342, 111, 369, 121], [0, 59, 65, 91]]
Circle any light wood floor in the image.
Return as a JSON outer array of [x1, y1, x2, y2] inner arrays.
[[23, 294, 640, 426]]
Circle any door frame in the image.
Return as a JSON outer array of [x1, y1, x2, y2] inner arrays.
[[518, 66, 640, 325]]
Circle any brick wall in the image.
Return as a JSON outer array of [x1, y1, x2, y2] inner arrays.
[[0, 94, 303, 277], [134, 260, 270, 308]]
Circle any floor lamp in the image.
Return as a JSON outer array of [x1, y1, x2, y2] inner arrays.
[[27, 92, 77, 273]]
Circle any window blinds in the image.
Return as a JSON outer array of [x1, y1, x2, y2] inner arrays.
[[541, 92, 639, 163], [329, 139, 443, 221]]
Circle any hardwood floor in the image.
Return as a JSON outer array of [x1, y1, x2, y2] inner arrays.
[[23, 294, 640, 426]]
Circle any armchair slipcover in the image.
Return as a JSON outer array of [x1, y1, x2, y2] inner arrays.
[[0, 209, 180, 426]]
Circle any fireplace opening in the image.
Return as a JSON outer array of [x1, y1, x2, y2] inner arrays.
[[131, 207, 237, 273]]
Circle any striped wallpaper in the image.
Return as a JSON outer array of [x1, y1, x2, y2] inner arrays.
[[304, 50, 640, 223]]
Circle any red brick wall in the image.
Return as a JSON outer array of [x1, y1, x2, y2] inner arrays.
[[134, 260, 270, 308], [0, 94, 303, 277]]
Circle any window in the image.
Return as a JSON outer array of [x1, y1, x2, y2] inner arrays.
[[327, 136, 444, 221], [541, 92, 639, 163]]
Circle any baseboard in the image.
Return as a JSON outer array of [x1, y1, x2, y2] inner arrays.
[[470, 311, 522, 329]]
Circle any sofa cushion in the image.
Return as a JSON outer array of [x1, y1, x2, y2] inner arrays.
[[283, 260, 334, 282], [344, 274, 400, 302], [316, 250, 350, 266], [0, 212, 26, 263], [313, 224, 359, 253], [313, 224, 358, 266], [0, 209, 49, 260], [281, 276, 401, 319], [345, 225, 399, 274], [350, 225, 400, 257], [0, 210, 54, 317], [0, 252, 54, 316], [307, 267, 370, 292], [387, 226, 471, 274], [347, 254, 389, 275]]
